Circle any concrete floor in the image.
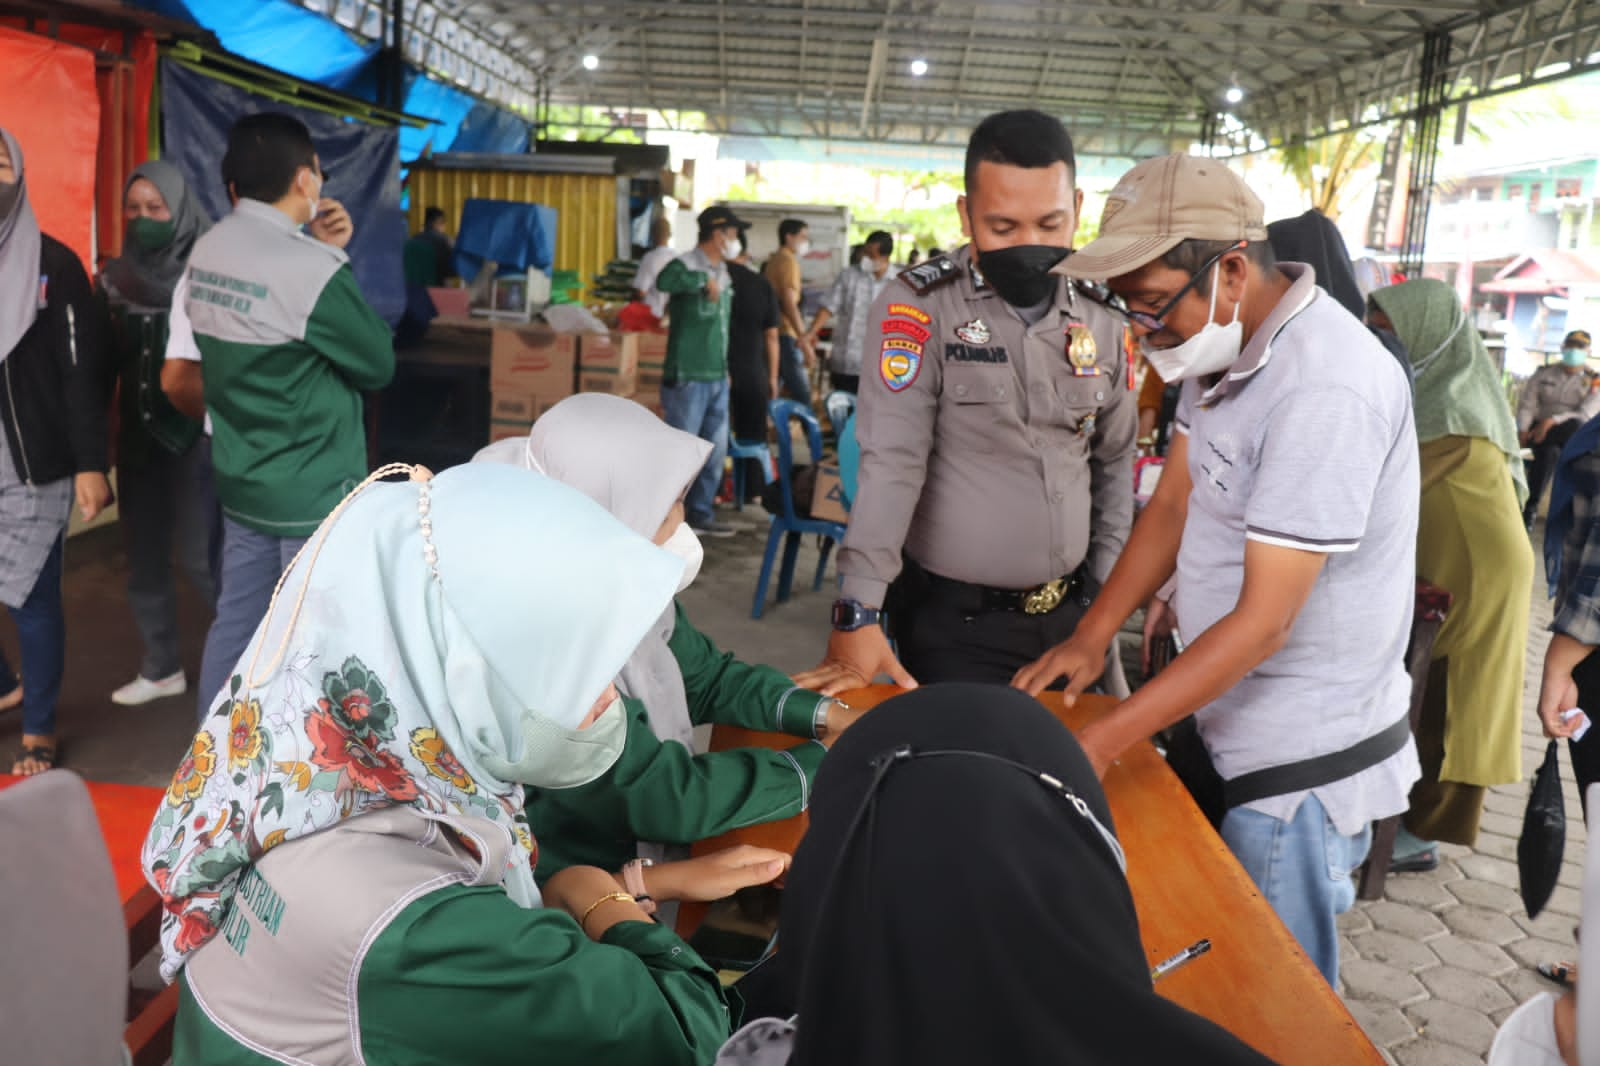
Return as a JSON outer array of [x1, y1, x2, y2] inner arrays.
[[5, 503, 1584, 1064]]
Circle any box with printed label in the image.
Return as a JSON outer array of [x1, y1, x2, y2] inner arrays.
[[577, 332, 640, 396], [811, 463, 850, 524], [488, 387, 560, 442], [631, 389, 663, 419], [578, 369, 637, 397], [490, 326, 578, 396]]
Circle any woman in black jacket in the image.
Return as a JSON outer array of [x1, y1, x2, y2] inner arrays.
[[0, 127, 112, 775]]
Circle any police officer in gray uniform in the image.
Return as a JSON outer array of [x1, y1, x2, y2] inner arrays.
[[1520, 328, 1598, 527], [796, 111, 1136, 693]]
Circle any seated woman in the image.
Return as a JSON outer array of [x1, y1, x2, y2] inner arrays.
[[142, 462, 787, 1065], [718, 684, 1276, 1065], [1368, 278, 1532, 867], [475, 393, 862, 891]]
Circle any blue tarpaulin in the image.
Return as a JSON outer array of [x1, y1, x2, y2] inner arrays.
[[160, 60, 407, 324], [454, 199, 557, 281], [138, 0, 377, 92], [452, 102, 531, 155], [400, 73, 476, 162]]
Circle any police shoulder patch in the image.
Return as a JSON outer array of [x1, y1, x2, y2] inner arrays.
[[880, 338, 925, 392], [897, 254, 960, 296]]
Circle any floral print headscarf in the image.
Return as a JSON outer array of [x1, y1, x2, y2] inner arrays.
[[142, 463, 682, 981]]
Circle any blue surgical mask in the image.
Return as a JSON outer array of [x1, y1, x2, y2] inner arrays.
[[1562, 347, 1588, 367]]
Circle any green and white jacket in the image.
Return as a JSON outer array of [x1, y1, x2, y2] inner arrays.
[[185, 200, 394, 537]]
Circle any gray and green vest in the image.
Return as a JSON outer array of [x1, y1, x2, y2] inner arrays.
[[184, 200, 394, 537]]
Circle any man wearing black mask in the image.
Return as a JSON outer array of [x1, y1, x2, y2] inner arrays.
[[796, 109, 1135, 692]]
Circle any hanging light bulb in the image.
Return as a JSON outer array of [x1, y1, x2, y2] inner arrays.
[[582, 53, 599, 71], [909, 58, 929, 77]]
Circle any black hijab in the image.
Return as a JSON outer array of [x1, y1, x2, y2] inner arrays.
[[766, 684, 1277, 1066]]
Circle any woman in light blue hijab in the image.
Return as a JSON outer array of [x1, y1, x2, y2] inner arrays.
[[144, 462, 786, 1065]]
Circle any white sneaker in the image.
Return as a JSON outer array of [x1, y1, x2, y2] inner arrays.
[[111, 671, 188, 706]]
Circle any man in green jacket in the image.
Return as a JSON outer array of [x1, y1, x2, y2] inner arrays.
[[187, 112, 394, 720], [656, 205, 744, 538]]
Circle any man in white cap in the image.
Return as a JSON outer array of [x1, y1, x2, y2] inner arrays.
[[1014, 154, 1421, 988]]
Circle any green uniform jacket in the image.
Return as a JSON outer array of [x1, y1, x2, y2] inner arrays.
[[657, 251, 733, 384], [528, 605, 827, 877], [173, 884, 732, 1065]]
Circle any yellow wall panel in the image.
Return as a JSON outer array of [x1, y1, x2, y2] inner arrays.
[[406, 168, 620, 297]]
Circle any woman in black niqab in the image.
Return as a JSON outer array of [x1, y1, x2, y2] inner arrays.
[[719, 684, 1278, 1066]]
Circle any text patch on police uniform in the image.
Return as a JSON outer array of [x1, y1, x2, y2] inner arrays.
[[880, 337, 924, 392], [883, 317, 932, 344], [886, 302, 932, 325], [946, 344, 1008, 364]]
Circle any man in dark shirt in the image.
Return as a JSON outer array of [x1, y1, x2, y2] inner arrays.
[[727, 230, 780, 499]]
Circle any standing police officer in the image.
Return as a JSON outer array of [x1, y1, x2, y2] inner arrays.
[[1520, 328, 1597, 528], [795, 110, 1136, 693]]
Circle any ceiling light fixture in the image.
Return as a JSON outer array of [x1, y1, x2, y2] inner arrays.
[[1223, 73, 1243, 105], [910, 57, 929, 77], [582, 53, 599, 71]]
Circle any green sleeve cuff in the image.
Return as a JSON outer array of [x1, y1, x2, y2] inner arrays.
[[775, 687, 829, 738], [781, 741, 827, 810]]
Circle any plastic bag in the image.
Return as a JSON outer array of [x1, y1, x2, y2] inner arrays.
[[1518, 740, 1567, 920]]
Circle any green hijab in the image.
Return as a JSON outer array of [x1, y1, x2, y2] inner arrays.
[[1370, 278, 1526, 503]]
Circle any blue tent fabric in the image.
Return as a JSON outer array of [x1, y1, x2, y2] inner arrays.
[[451, 103, 531, 155], [400, 73, 477, 163], [138, 0, 377, 91], [453, 199, 556, 281], [160, 60, 408, 325]]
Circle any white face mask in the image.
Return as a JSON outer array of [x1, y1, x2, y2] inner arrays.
[[478, 694, 629, 791], [722, 237, 741, 259], [302, 170, 323, 225], [1139, 264, 1244, 383], [660, 522, 703, 592], [795, 238, 811, 257]]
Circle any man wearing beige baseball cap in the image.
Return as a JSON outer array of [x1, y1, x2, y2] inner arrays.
[[1013, 153, 1422, 988]]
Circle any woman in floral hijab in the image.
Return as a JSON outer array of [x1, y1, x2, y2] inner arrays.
[[143, 462, 787, 1066]]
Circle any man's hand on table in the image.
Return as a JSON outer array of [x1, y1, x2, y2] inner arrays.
[[793, 625, 917, 697], [1011, 630, 1109, 702]]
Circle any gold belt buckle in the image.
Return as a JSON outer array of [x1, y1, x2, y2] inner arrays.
[[1023, 579, 1066, 615]]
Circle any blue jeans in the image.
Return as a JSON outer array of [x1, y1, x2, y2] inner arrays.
[[778, 334, 811, 406], [660, 379, 730, 526], [196, 517, 307, 722], [1221, 793, 1371, 987], [0, 535, 64, 737]]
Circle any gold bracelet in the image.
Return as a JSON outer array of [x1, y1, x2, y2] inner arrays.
[[579, 891, 636, 933]]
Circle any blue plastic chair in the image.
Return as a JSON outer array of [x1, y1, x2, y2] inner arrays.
[[752, 399, 848, 619], [727, 438, 773, 511]]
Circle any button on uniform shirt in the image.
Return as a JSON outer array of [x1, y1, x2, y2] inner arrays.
[[1172, 263, 1420, 835], [1517, 363, 1600, 433], [838, 244, 1137, 606], [820, 261, 896, 376]]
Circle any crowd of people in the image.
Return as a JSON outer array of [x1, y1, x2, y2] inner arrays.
[[5, 97, 1600, 1062]]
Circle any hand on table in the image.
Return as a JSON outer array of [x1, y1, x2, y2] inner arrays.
[[308, 199, 354, 249], [75, 471, 113, 521], [793, 625, 917, 696], [1011, 631, 1109, 701], [646, 845, 790, 902]]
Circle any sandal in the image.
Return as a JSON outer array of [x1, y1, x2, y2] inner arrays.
[[10, 742, 56, 777], [1538, 961, 1578, 988]]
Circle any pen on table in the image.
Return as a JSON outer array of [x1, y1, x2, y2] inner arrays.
[[1151, 938, 1211, 980]]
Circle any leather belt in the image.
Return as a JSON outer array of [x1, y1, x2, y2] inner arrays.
[[926, 566, 1089, 616]]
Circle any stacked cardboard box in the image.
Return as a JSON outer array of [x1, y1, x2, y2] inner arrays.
[[576, 332, 640, 397], [631, 331, 668, 416], [489, 325, 577, 442]]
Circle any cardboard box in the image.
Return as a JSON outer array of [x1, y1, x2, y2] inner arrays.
[[630, 331, 668, 362], [631, 390, 664, 419], [577, 331, 640, 396], [578, 369, 637, 397], [490, 325, 578, 397], [488, 420, 529, 445], [811, 463, 850, 524], [489, 386, 561, 443]]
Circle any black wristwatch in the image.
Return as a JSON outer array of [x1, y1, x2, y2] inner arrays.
[[831, 599, 882, 632]]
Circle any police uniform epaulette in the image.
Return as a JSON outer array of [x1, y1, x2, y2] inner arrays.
[[897, 254, 961, 296]]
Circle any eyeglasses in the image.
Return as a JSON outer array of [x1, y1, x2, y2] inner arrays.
[[1076, 240, 1248, 333]]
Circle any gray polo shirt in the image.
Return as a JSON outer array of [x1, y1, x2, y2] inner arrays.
[[1173, 263, 1421, 836]]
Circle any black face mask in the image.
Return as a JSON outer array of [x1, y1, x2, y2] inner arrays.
[[974, 244, 1071, 308]]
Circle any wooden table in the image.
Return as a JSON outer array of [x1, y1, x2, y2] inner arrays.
[[0, 774, 176, 1065], [680, 687, 1383, 1065]]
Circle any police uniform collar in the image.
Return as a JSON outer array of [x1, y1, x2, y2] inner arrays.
[[963, 245, 1078, 312]]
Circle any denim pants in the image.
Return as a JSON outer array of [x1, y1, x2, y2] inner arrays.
[[0, 535, 65, 737], [120, 439, 219, 680], [777, 334, 811, 406], [1220, 792, 1371, 987], [660, 379, 730, 526], [196, 517, 307, 722]]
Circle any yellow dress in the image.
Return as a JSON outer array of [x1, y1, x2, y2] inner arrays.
[[1406, 435, 1532, 843]]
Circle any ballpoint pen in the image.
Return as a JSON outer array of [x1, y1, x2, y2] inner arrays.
[[1151, 938, 1211, 980]]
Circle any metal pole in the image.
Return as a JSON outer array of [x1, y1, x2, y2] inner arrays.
[[1399, 30, 1451, 279]]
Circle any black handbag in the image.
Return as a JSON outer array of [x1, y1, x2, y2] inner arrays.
[[1518, 740, 1567, 920]]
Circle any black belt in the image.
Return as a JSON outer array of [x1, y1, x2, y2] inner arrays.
[[925, 565, 1089, 617], [1223, 713, 1413, 809]]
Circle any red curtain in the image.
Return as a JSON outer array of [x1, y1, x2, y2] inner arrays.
[[0, 26, 101, 273]]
